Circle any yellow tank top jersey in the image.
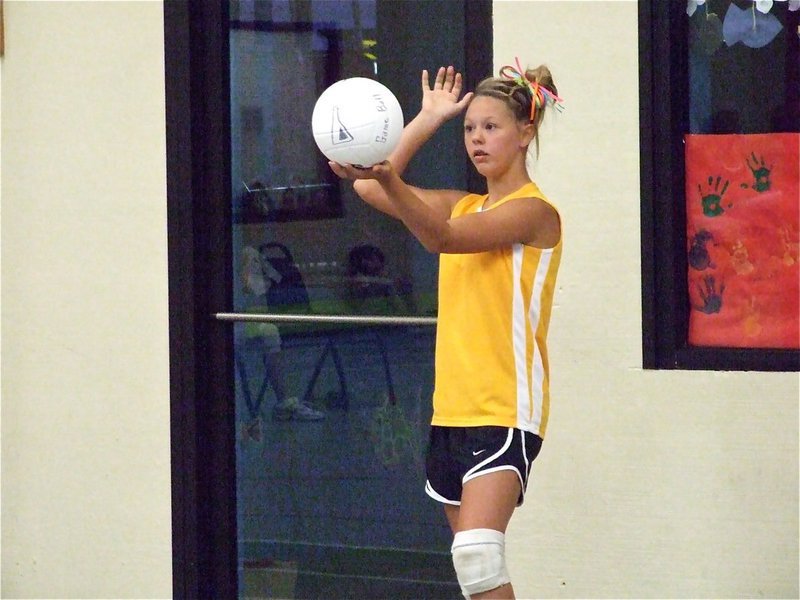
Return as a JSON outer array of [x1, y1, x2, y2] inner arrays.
[[431, 182, 562, 438]]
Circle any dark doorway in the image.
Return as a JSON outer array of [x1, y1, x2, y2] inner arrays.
[[165, 1, 492, 597]]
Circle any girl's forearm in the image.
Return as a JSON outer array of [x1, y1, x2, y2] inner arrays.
[[385, 110, 446, 175], [353, 111, 445, 211], [381, 172, 450, 253]]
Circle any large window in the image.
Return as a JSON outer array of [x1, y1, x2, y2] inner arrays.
[[639, 0, 799, 371]]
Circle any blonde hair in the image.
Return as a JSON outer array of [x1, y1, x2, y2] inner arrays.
[[474, 64, 557, 157]]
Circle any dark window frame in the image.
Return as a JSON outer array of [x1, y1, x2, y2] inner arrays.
[[638, 0, 800, 372], [164, 1, 492, 597], [164, 1, 237, 597]]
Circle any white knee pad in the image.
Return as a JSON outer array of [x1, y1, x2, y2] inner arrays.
[[451, 528, 510, 598]]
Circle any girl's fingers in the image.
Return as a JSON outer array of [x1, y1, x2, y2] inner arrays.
[[434, 66, 446, 89], [451, 72, 462, 96], [328, 161, 345, 177], [329, 162, 361, 179], [422, 65, 466, 101], [456, 91, 474, 110], [443, 65, 454, 90], [329, 161, 384, 180]]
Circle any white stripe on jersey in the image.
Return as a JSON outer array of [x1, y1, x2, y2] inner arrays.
[[510, 243, 529, 430], [527, 250, 553, 433]]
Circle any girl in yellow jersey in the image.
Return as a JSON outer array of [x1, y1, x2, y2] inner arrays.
[[330, 61, 562, 600]]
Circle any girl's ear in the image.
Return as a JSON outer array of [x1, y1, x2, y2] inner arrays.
[[519, 122, 537, 148]]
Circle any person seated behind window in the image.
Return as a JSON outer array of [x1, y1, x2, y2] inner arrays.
[[346, 244, 393, 298], [345, 244, 415, 314]]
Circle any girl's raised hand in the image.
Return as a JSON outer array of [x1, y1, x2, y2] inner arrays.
[[421, 66, 473, 122]]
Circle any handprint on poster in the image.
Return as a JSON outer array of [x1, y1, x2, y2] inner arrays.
[[685, 133, 799, 349]]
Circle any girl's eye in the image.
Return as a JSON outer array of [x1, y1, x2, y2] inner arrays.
[[464, 125, 473, 133]]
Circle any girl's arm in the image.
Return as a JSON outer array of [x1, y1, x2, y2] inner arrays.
[[330, 66, 472, 221], [341, 161, 561, 254]]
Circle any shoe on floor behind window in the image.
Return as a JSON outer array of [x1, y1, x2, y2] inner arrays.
[[272, 397, 325, 421]]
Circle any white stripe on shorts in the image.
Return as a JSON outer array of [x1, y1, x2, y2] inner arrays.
[[462, 428, 513, 480], [461, 428, 526, 501], [425, 480, 460, 506]]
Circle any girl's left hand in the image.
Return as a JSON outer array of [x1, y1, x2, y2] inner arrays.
[[328, 160, 395, 183]]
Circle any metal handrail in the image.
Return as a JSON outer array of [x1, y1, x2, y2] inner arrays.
[[213, 312, 437, 326]]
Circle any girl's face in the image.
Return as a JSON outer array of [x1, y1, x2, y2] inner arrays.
[[463, 95, 533, 179]]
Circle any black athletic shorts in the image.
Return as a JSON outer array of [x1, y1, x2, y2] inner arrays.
[[424, 425, 543, 507]]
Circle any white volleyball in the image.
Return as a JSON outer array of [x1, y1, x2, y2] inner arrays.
[[311, 77, 404, 167]]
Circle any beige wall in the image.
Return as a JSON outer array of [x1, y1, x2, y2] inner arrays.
[[1, 1, 797, 599], [1, 2, 172, 598], [494, 1, 799, 598]]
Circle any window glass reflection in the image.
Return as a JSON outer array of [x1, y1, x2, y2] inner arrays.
[[229, 1, 467, 597]]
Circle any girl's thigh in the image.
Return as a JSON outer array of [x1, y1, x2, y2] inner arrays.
[[450, 470, 520, 533]]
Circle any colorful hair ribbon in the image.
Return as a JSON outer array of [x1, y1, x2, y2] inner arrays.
[[499, 57, 564, 122]]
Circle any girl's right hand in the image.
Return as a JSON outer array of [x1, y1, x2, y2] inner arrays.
[[328, 160, 395, 184], [421, 66, 473, 123]]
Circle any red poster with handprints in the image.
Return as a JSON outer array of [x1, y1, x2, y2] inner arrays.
[[685, 133, 799, 349]]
